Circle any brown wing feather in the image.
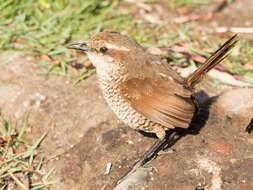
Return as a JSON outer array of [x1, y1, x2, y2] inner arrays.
[[120, 78, 196, 129]]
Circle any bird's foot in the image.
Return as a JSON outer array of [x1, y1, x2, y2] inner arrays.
[[117, 130, 180, 185]]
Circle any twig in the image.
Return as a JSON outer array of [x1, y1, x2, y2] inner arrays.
[[212, 0, 229, 14], [172, 14, 200, 24], [160, 45, 207, 64], [216, 27, 253, 33], [8, 171, 28, 190]]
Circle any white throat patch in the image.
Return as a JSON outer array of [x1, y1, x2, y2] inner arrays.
[[87, 52, 117, 76]]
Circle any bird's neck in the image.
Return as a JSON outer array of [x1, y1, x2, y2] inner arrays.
[[96, 63, 128, 91]]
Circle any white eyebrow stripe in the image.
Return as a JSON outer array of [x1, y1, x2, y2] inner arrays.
[[104, 43, 130, 51]]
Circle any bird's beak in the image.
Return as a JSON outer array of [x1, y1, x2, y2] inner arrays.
[[67, 42, 89, 52]]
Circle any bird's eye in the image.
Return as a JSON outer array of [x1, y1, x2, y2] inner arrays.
[[100, 46, 108, 53]]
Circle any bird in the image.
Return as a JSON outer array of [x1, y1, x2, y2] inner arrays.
[[67, 31, 238, 178]]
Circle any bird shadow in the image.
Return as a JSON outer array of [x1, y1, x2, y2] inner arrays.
[[139, 90, 218, 150], [116, 91, 218, 186]]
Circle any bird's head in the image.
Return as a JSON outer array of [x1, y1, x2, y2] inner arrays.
[[67, 31, 146, 76]]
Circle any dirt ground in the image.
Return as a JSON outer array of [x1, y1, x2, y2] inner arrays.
[[1, 1, 253, 190]]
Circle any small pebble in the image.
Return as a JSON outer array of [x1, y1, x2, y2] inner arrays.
[[105, 163, 112, 175]]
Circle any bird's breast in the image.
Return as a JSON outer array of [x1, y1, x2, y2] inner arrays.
[[98, 76, 154, 132]]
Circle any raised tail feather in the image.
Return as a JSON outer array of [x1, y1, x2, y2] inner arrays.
[[185, 34, 239, 87]]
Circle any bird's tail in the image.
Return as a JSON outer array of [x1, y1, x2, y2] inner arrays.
[[185, 34, 239, 88]]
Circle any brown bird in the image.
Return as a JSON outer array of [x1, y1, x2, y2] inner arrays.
[[68, 32, 238, 177]]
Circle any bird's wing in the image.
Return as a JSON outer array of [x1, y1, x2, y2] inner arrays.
[[119, 77, 196, 128]]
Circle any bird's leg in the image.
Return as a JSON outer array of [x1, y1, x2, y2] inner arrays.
[[133, 127, 166, 167], [246, 118, 253, 133], [117, 129, 180, 185]]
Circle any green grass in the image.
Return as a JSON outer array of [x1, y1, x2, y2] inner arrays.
[[0, 0, 252, 84], [169, 0, 209, 8], [0, 113, 59, 189], [0, 0, 133, 82], [0, 0, 126, 55], [225, 40, 253, 78]]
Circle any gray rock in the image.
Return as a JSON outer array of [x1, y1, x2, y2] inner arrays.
[[114, 167, 152, 190]]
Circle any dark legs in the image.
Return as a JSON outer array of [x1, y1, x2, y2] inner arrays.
[[117, 130, 182, 185], [246, 118, 253, 133]]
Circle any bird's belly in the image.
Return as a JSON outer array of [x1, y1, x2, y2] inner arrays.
[[101, 83, 160, 132]]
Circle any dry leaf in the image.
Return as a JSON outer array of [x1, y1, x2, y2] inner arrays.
[[12, 38, 29, 45], [147, 47, 163, 55], [208, 69, 252, 87], [178, 7, 190, 15], [172, 14, 200, 24], [191, 55, 206, 64], [214, 64, 232, 74], [40, 54, 52, 62], [53, 60, 61, 65], [142, 13, 162, 24], [245, 63, 253, 71], [83, 60, 92, 67], [168, 45, 189, 53], [137, 3, 152, 11], [71, 67, 80, 77]]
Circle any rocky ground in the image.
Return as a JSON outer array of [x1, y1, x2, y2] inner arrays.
[[1, 0, 253, 190]]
